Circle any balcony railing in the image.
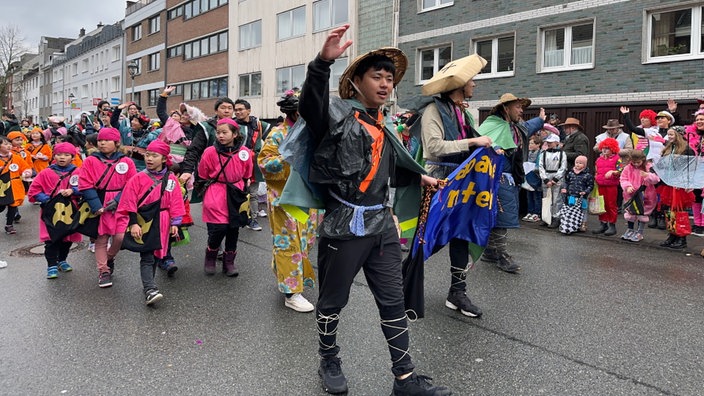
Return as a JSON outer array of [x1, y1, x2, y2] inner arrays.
[[126, 0, 157, 16]]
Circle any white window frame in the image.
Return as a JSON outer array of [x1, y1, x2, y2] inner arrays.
[[417, 45, 452, 84], [149, 15, 161, 34], [313, 0, 348, 32], [473, 35, 515, 79], [419, 0, 453, 13], [539, 21, 594, 73], [239, 72, 262, 97], [132, 24, 142, 41], [239, 20, 262, 50], [645, 5, 704, 63], [148, 53, 160, 71], [328, 57, 348, 91], [277, 6, 306, 41], [276, 65, 306, 94]]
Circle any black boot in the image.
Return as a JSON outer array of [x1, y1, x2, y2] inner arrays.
[[603, 222, 617, 236], [657, 209, 668, 230], [669, 236, 687, 249], [592, 222, 608, 234], [647, 212, 658, 228], [660, 233, 677, 247]]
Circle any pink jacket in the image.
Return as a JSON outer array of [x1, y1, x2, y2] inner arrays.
[[198, 146, 253, 224], [78, 154, 137, 235], [594, 154, 620, 186], [27, 166, 83, 243], [620, 163, 660, 215], [117, 170, 186, 258]]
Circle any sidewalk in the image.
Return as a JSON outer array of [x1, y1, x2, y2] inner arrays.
[[521, 212, 704, 257]]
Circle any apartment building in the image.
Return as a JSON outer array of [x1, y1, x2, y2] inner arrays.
[[51, 23, 125, 122], [9, 53, 40, 122], [396, 0, 702, 157], [232, 0, 361, 120], [38, 37, 74, 122], [124, 0, 168, 115]]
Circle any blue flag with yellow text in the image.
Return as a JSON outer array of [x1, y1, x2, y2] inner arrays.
[[413, 147, 503, 261]]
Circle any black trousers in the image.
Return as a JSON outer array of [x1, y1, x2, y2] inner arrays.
[[0, 205, 18, 226], [448, 238, 471, 293], [316, 228, 414, 377], [206, 223, 239, 251], [44, 240, 72, 267]]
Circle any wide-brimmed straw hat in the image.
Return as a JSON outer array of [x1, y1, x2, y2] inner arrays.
[[421, 54, 487, 96], [338, 47, 408, 99], [491, 93, 532, 113], [602, 119, 623, 129], [558, 117, 583, 130]]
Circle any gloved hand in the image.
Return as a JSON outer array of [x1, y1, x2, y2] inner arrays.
[[104, 199, 118, 212]]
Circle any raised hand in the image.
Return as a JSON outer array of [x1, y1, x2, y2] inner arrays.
[[320, 24, 353, 62], [620, 106, 629, 114], [163, 86, 176, 96]]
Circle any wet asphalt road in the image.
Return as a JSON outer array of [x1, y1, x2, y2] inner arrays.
[[1, 202, 703, 396]]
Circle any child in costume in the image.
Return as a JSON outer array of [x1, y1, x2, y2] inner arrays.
[[27, 143, 83, 278], [560, 155, 594, 233], [78, 127, 137, 288], [25, 127, 52, 174], [198, 118, 253, 276], [0, 136, 32, 234], [593, 137, 621, 236], [619, 150, 660, 242], [117, 140, 185, 305]]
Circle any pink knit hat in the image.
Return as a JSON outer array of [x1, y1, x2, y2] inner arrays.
[[97, 127, 121, 142], [53, 142, 76, 156], [146, 140, 172, 167]]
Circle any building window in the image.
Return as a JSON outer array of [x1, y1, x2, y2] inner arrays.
[[112, 45, 121, 61], [540, 22, 594, 71], [132, 24, 142, 41], [420, 0, 452, 12], [474, 35, 515, 78], [181, 0, 228, 20], [313, 0, 347, 32], [148, 53, 160, 71], [148, 89, 160, 106], [111, 76, 120, 92], [81, 58, 89, 73], [647, 6, 704, 61], [276, 65, 305, 93], [277, 6, 306, 41], [239, 20, 262, 50], [182, 77, 228, 101], [329, 57, 348, 90], [418, 45, 451, 82], [239, 72, 262, 97], [177, 31, 228, 60], [149, 15, 161, 34], [134, 58, 142, 75], [168, 6, 183, 20]]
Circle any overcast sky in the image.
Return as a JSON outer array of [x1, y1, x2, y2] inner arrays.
[[7, 0, 126, 51]]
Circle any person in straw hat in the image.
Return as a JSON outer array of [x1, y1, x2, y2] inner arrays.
[[476, 93, 538, 273], [297, 24, 451, 395], [419, 53, 493, 319], [559, 116, 590, 169]]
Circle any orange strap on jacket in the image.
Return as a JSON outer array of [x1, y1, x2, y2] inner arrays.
[[355, 111, 385, 193]]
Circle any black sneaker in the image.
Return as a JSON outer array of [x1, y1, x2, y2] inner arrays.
[[445, 291, 482, 318], [145, 289, 163, 305], [98, 272, 113, 288], [107, 258, 115, 275], [496, 253, 520, 273], [392, 373, 452, 395], [692, 226, 704, 237], [13, 213, 21, 223], [480, 251, 499, 263], [318, 357, 348, 394]]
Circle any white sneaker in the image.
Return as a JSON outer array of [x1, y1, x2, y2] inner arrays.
[[258, 209, 268, 218], [88, 242, 95, 253], [285, 293, 315, 313]]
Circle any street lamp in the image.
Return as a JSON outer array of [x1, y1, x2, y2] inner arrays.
[[68, 93, 75, 122], [127, 60, 138, 103]]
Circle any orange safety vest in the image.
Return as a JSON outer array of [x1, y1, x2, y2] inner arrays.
[[354, 110, 385, 193]]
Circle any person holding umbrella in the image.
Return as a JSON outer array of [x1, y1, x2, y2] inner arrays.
[[419, 53, 493, 318]]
